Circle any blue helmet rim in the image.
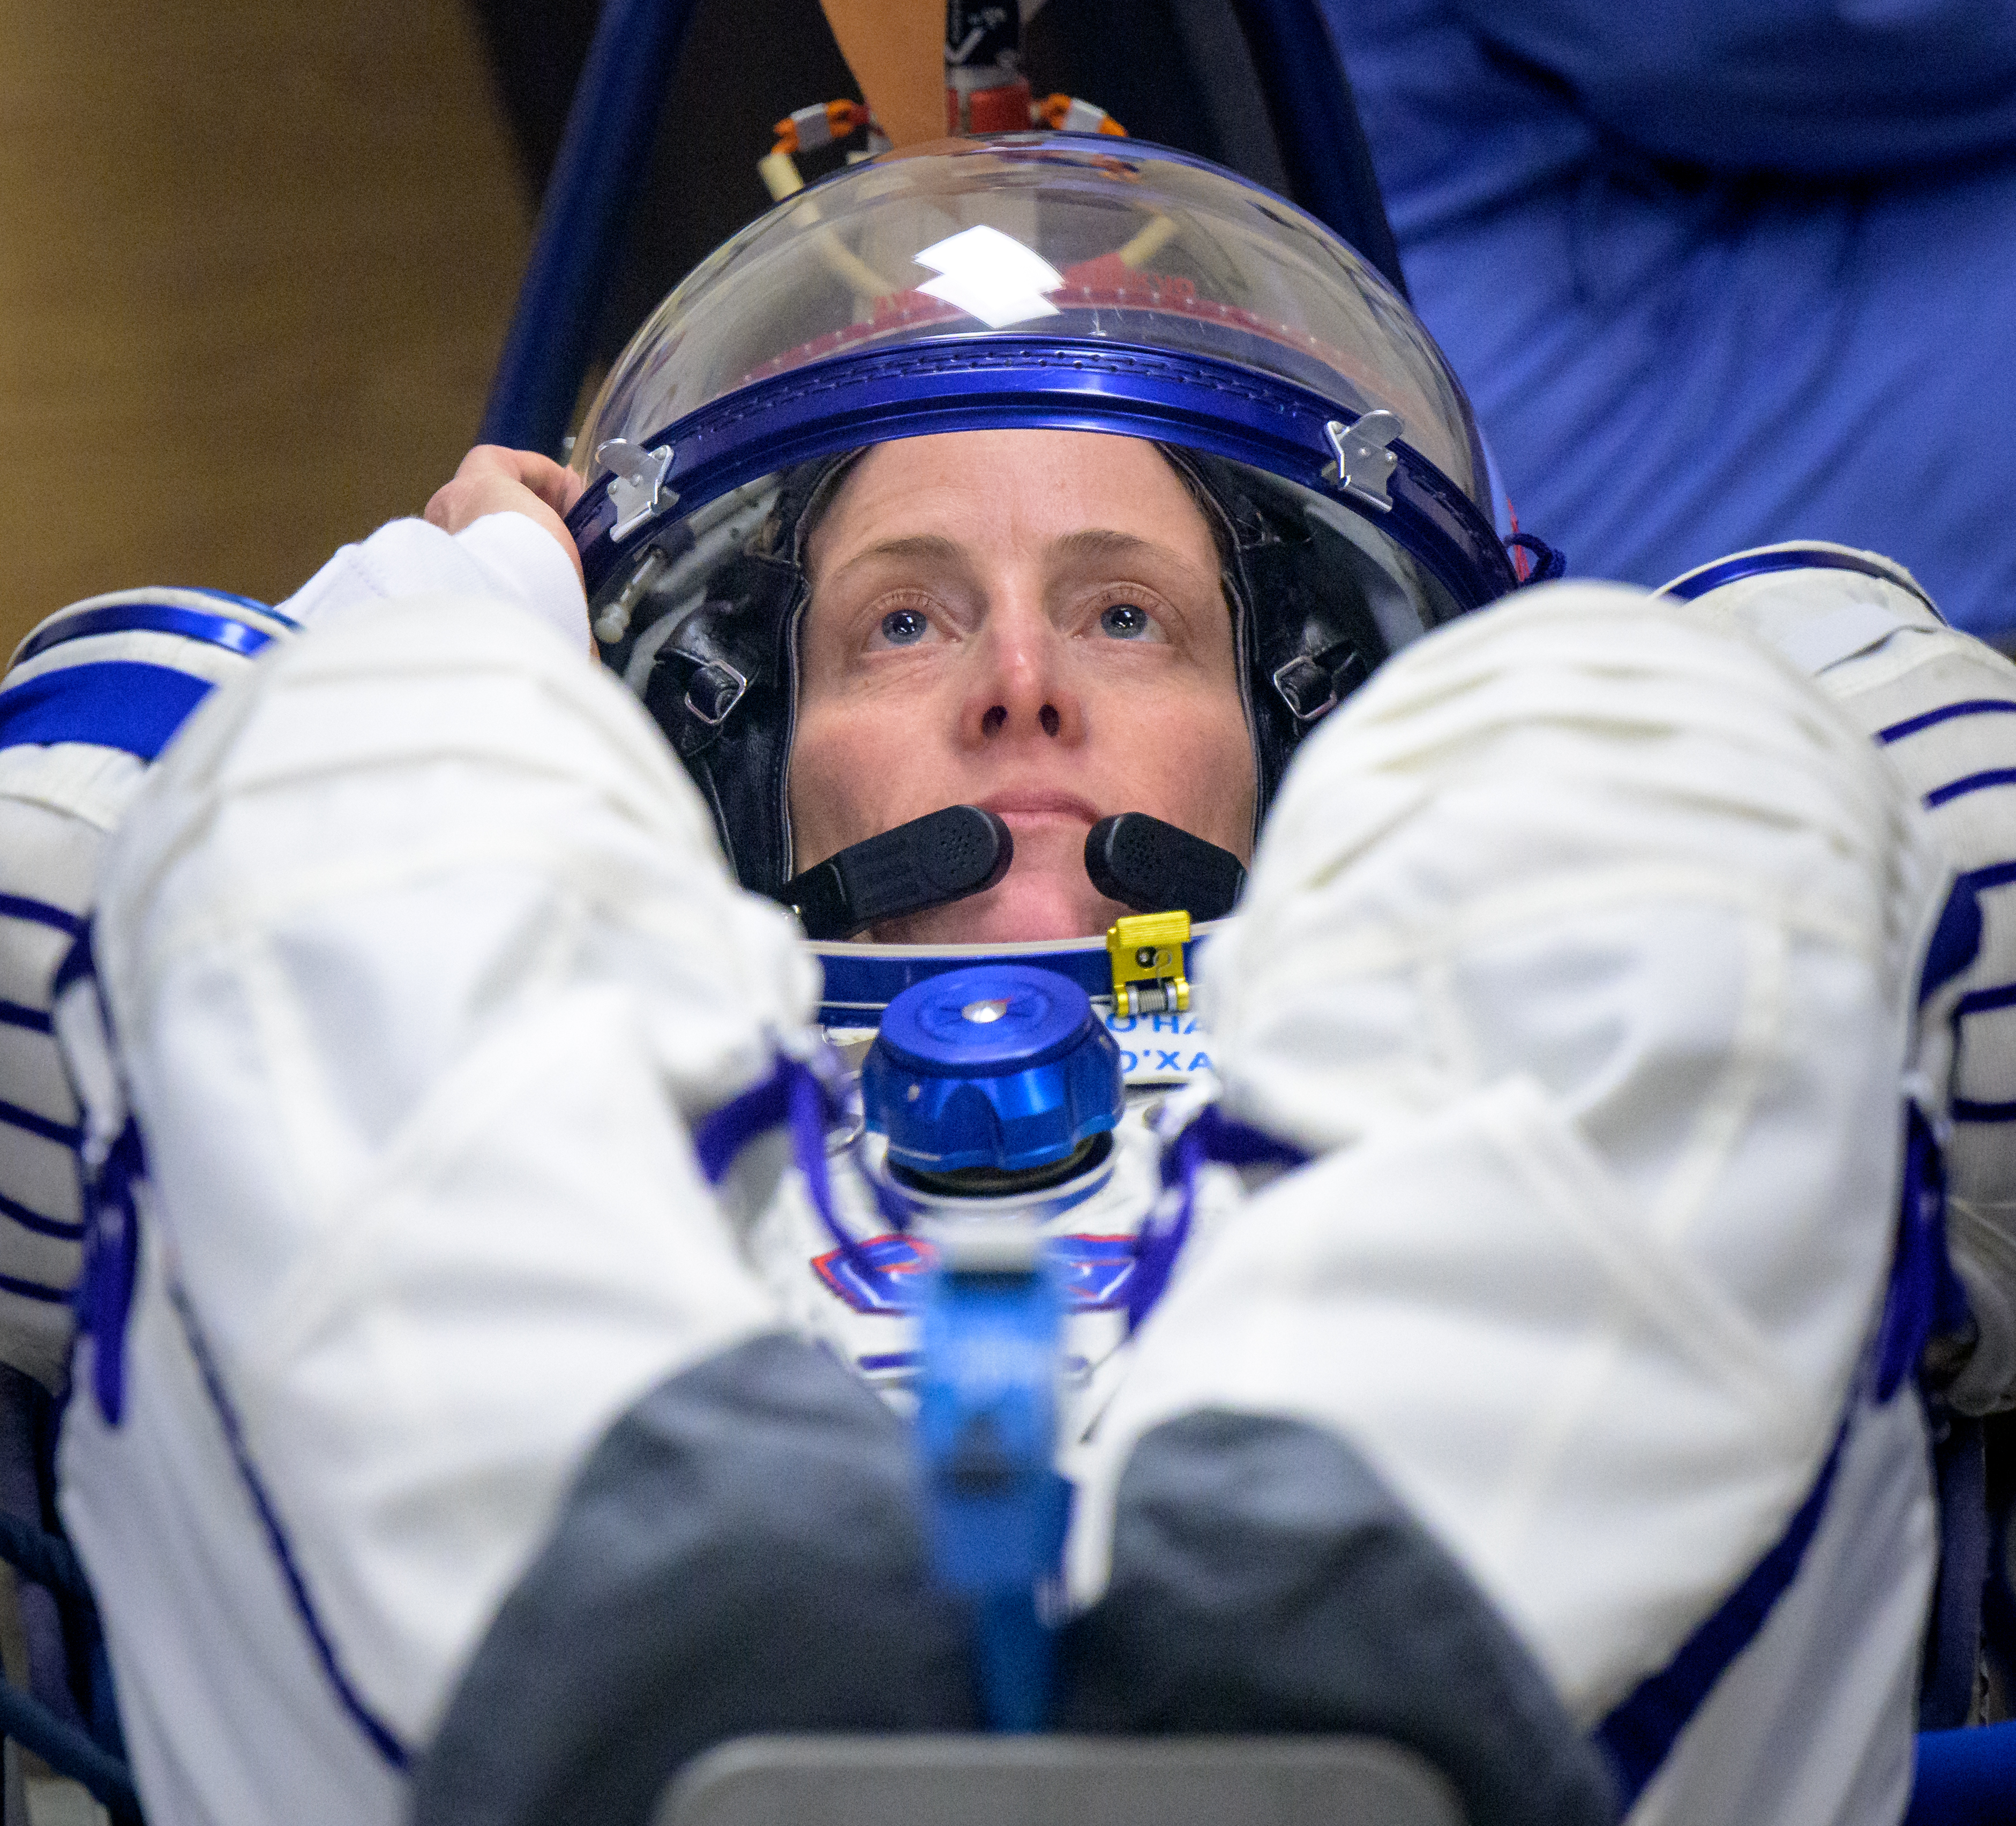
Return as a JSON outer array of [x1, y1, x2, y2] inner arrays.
[[566, 338, 1520, 611]]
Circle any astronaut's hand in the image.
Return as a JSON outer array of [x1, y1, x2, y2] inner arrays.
[[426, 446, 587, 588]]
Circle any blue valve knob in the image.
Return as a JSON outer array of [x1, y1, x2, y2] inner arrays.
[[862, 964, 1123, 1177]]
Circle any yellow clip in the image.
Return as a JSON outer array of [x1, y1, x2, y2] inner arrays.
[[1106, 910, 1191, 1017]]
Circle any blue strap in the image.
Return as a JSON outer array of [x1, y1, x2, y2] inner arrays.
[[1660, 544, 1935, 607], [692, 1052, 886, 1277], [13, 601, 275, 667], [917, 1265, 1070, 1732], [0, 662, 214, 761], [1130, 1104, 1308, 1332], [1505, 530, 1567, 582], [698, 1046, 1070, 1731]]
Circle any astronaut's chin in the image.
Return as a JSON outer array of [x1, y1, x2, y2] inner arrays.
[[868, 864, 1123, 948]]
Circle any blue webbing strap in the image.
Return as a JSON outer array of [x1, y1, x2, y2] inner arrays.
[[1130, 1103, 1308, 1332], [917, 1263, 1070, 1732], [692, 1050, 884, 1279], [695, 1046, 1068, 1731], [0, 661, 215, 761]]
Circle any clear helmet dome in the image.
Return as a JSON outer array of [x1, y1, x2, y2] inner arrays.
[[562, 134, 1520, 910], [571, 133, 1489, 508]]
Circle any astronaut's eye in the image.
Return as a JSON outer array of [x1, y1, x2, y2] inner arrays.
[[1099, 602, 1153, 640], [880, 608, 930, 646]]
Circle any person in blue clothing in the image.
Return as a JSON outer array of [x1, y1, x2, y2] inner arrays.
[[1321, 0, 2016, 641]]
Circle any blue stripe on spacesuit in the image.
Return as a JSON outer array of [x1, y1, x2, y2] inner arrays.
[[1925, 768, 2016, 810], [189, 587, 294, 629], [0, 1187, 81, 1243], [164, 1276, 410, 1770], [1659, 545, 1931, 607], [1879, 700, 2016, 745], [0, 895, 81, 937], [0, 1000, 50, 1033], [0, 1099, 79, 1150], [12, 602, 277, 667], [1956, 983, 2016, 1019], [0, 1270, 72, 1305], [1595, 1410, 1853, 1809], [1600, 1091, 1958, 1799], [0, 662, 215, 763]]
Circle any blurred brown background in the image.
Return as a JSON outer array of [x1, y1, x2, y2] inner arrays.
[[0, 1, 531, 653], [0, 0, 1288, 657]]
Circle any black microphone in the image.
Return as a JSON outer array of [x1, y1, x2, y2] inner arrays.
[[1085, 813, 1245, 922], [777, 805, 1014, 940]]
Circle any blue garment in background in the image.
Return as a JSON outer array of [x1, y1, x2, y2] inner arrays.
[[1321, 0, 2016, 635]]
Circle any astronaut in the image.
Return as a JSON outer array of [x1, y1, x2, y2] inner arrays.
[[1, 136, 2012, 1826]]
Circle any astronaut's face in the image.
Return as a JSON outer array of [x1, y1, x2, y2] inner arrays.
[[790, 428, 1255, 944]]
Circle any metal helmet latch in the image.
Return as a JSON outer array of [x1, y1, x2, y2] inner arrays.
[[597, 438, 677, 540], [1322, 410, 1405, 513]]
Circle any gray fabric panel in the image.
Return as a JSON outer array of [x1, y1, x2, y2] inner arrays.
[[1058, 1410, 1617, 1826], [410, 1333, 978, 1826]]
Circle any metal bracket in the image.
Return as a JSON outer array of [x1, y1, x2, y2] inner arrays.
[[1322, 410, 1404, 513], [597, 438, 676, 540]]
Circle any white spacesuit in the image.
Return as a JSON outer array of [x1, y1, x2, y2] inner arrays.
[[2, 136, 2012, 1826]]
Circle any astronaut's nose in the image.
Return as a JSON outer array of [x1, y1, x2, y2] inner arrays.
[[964, 617, 1082, 746]]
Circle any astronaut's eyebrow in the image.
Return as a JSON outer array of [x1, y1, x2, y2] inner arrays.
[[823, 534, 965, 581], [1050, 527, 1218, 590], [821, 528, 1213, 588], [1050, 528, 1167, 566]]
